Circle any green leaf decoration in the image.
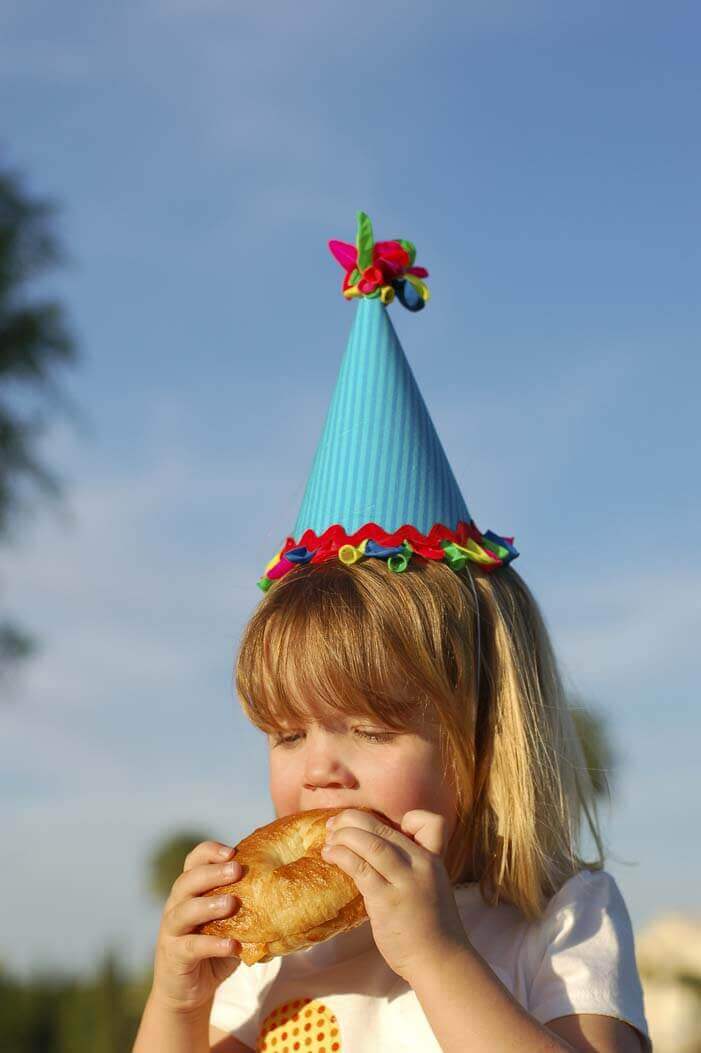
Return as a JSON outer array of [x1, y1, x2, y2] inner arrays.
[[388, 552, 410, 572], [387, 541, 414, 573], [441, 541, 467, 572], [398, 239, 416, 266], [356, 211, 374, 270], [482, 537, 508, 559]]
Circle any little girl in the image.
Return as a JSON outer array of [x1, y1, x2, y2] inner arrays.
[[134, 214, 651, 1053]]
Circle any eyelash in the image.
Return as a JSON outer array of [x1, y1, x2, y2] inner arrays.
[[273, 730, 395, 747]]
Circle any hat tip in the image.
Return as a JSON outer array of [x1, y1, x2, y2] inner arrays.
[[329, 211, 430, 312]]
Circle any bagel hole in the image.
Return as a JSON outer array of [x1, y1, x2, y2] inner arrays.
[[271, 829, 314, 867]]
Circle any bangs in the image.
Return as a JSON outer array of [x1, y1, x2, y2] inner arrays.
[[235, 559, 462, 735]]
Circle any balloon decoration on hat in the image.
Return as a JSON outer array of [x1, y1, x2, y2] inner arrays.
[[257, 211, 518, 592], [328, 210, 430, 312]]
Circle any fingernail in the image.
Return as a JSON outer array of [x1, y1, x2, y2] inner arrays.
[[326, 817, 336, 828], [219, 846, 233, 858]]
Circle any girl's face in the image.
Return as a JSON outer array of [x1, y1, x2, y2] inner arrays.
[[267, 706, 459, 850]]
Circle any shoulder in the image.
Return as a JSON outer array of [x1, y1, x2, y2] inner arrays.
[[454, 869, 634, 968], [453, 871, 650, 1049], [522, 868, 651, 1050], [550, 866, 622, 903], [520, 867, 639, 975], [537, 868, 635, 946], [545, 867, 626, 914], [454, 868, 629, 937]]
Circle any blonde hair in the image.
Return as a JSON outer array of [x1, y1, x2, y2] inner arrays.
[[235, 557, 605, 920]]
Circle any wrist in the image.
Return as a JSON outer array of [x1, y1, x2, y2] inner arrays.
[[133, 990, 214, 1053], [404, 934, 474, 991], [147, 987, 214, 1023]]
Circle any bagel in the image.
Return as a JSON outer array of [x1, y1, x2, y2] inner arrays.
[[198, 806, 373, 964]]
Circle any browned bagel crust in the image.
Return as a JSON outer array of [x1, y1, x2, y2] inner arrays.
[[198, 807, 373, 964]]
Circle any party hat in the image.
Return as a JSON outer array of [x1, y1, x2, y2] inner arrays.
[[257, 211, 518, 592]]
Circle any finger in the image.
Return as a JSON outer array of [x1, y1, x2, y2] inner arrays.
[[165, 891, 240, 938], [326, 809, 405, 844], [170, 932, 241, 964], [321, 841, 389, 897], [168, 857, 242, 910], [324, 826, 410, 885], [183, 840, 236, 873], [326, 808, 398, 832], [328, 810, 421, 864], [400, 810, 447, 856]]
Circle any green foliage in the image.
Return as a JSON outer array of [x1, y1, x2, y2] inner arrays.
[[0, 164, 77, 536], [0, 950, 151, 1053], [0, 622, 34, 668], [146, 828, 216, 903], [0, 162, 78, 681]]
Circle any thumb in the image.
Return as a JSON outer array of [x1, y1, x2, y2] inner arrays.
[[400, 810, 447, 857], [212, 955, 241, 984]]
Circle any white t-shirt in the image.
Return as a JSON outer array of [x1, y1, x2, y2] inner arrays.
[[210, 867, 651, 1052]]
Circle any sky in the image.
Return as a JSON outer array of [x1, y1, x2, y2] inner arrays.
[[1, 1, 699, 980]]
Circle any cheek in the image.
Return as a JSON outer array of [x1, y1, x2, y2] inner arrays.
[[388, 747, 458, 815], [268, 751, 300, 808], [371, 751, 435, 809]]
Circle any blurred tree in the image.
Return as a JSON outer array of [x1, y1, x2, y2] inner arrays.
[[54, 949, 130, 1053], [0, 962, 76, 1053], [147, 828, 216, 903], [569, 699, 616, 799], [0, 952, 145, 1053], [0, 161, 78, 684]]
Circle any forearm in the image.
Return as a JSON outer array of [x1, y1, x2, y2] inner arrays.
[[408, 939, 577, 1053], [132, 990, 212, 1053]]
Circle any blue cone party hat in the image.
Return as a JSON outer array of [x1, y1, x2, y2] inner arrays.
[[257, 211, 518, 592]]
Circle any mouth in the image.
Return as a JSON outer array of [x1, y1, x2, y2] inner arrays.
[[301, 803, 400, 830]]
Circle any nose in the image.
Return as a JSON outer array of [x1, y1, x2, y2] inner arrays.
[[303, 728, 359, 790]]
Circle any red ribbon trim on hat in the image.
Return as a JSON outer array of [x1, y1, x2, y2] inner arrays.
[[258, 520, 517, 591], [287, 520, 478, 562]]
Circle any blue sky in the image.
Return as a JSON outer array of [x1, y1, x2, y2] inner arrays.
[[1, 1, 699, 978]]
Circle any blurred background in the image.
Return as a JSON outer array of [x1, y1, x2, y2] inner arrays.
[[1, 2, 699, 1050]]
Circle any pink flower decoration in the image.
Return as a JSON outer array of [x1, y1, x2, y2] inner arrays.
[[328, 223, 429, 301]]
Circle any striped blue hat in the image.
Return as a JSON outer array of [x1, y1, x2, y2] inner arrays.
[[258, 212, 518, 592]]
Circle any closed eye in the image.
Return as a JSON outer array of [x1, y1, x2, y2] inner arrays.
[[272, 729, 396, 747]]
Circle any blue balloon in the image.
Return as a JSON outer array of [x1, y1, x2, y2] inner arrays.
[[393, 278, 425, 312]]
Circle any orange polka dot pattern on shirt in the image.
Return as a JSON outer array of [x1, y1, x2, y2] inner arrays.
[[256, 997, 342, 1053]]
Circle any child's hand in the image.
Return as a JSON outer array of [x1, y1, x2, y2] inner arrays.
[[150, 840, 243, 1016], [321, 809, 469, 984]]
